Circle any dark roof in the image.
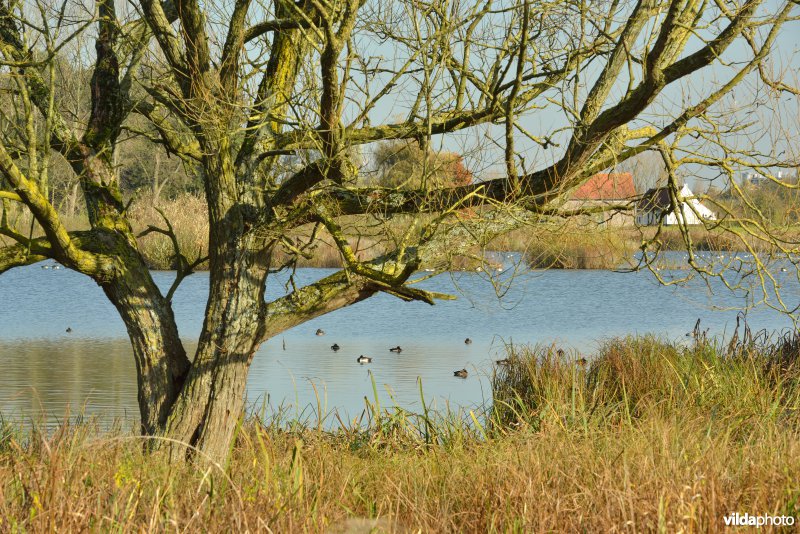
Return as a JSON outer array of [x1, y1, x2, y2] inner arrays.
[[639, 187, 673, 211], [572, 173, 636, 200]]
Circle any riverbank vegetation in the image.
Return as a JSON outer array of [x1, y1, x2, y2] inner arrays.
[[2, 333, 799, 531], [128, 195, 798, 271], [17, 191, 787, 272]]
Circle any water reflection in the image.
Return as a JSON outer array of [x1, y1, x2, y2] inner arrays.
[[0, 339, 138, 425]]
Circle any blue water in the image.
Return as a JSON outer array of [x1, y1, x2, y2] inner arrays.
[[1, 256, 797, 427]]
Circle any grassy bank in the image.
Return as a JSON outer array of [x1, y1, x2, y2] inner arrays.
[[6, 192, 793, 270], [490, 225, 637, 269], [2, 334, 800, 531], [129, 194, 785, 271]]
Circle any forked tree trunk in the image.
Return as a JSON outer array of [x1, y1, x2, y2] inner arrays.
[[161, 228, 270, 461]]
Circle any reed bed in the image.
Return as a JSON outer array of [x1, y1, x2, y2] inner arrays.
[[5, 192, 796, 272], [523, 228, 635, 269], [2, 333, 800, 531]]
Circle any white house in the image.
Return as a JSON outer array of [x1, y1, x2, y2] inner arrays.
[[636, 184, 717, 226]]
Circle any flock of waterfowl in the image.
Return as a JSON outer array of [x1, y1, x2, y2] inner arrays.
[[314, 328, 474, 378]]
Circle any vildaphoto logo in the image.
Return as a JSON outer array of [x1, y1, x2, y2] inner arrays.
[[723, 512, 795, 528]]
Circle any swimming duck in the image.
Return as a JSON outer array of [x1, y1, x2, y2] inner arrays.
[[389, 346, 402, 353], [453, 368, 468, 378], [356, 355, 372, 364], [464, 338, 472, 345], [331, 343, 340, 351], [66, 327, 72, 333], [316, 329, 325, 336], [495, 358, 510, 366]]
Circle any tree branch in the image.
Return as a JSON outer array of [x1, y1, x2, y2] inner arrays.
[[0, 191, 22, 202], [0, 2, 81, 158], [0, 240, 49, 274], [138, 207, 207, 301], [261, 249, 453, 342], [244, 11, 320, 44], [131, 100, 203, 162], [139, 0, 188, 85], [0, 229, 119, 277]]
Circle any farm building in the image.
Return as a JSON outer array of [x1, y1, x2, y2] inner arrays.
[[636, 184, 717, 226], [563, 172, 637, 226]]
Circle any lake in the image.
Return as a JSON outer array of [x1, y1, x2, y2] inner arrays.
[[1, 254, 797, 428]]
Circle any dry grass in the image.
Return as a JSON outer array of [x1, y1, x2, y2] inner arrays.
[[638, 226, 764, 252], [129, 193, 210, 270], [6, 192, 798, 273], [10, 192, 787, 271], [128, 195, 497, 271], [2, 335, 800, 531], [526, 229, 635, 269], [129, 193, 398, 270], [489, 225, 636, 269]]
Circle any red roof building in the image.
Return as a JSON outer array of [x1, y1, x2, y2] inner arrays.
[[572, 172, 636, 200]]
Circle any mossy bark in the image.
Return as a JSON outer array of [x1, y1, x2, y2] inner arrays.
[[77, 151, 192, 434], [162, 215, 270, 461], [101, 257, 191, 434]]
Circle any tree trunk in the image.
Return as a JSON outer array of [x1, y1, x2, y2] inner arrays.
[[162, 226, 270, 461], [73, 148, 192, 435], [101, 254, 191, 434]]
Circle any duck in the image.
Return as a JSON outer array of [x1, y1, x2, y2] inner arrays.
[[315, 329, 325, 336], [576, 357, 587, 368], [495, 358, 510, 366], [556, 348, 565, 358], [389, 346, 402, 353], [453, 368, 468, 378], [66, 327, 72, 333], [41, 265, 50, 269], [464, 338, 472, 345], [331, 343, 340, 351], [356, 355, 372, 364]]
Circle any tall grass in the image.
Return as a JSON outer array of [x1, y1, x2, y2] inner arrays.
[[129, 194, 497, 271], [638, 226, 779, 253], [2, 334, 800, 531], [129, 193, 210, 270], [525, 228, 635, 269]]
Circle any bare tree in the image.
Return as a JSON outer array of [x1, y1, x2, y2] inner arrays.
[[1, 0, 798, 463], [613, 151, 668, 193]]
